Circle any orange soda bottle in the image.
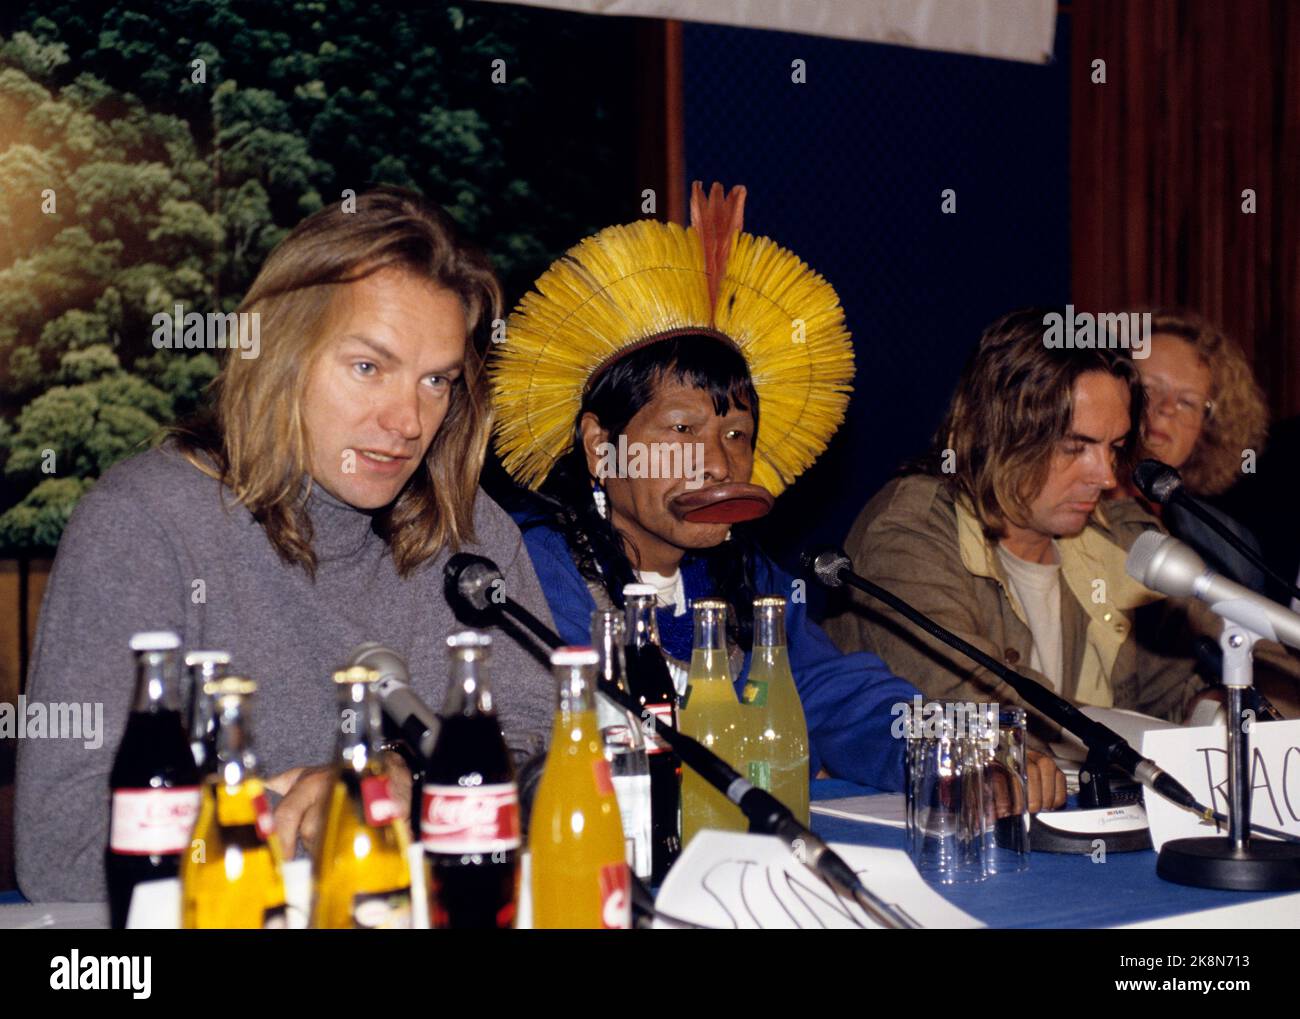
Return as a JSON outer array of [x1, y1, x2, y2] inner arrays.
[[529, 647, 631, 929]]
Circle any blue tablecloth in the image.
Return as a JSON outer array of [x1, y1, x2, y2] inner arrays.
[[810, 778, 1297, 928], [4, 780, 1293, 925]]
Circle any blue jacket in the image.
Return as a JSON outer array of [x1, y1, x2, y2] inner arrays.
[[516, 520, 918, 791]]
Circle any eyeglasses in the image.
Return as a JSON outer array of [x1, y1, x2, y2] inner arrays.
[[1142, 377, 1214, 423]]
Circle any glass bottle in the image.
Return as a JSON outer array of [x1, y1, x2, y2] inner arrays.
[[744, 596, 810, 825], [312, 666, 413, 928], [592, 609, 652, 880], [529, 647, 631, 929], [678, 600, 750, 846], [181, 677, 287, 928]]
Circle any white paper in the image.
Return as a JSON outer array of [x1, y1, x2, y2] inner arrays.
[[653, 830, 982, 929], [1141, 718, 1300, 851], [810, 793, 907, 829]]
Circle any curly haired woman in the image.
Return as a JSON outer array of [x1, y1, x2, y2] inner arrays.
[[1118, 309, 1269, 592]]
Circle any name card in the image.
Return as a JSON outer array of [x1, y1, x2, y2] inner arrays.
[[1141, 719, 1300, 851], [654, 830, 981, 929]]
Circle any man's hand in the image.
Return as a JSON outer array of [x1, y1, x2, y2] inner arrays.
[[266, 765, 333, 859], [267, 752, 413, 859], [1025, 749, 1067, 813]]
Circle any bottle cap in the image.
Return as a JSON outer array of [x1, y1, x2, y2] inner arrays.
[[184, 650, 231, 668], [550, 646, 599, 667], [129, 631, 180, 652], [623, 583, 657, 597], [447, 630, 492, 650], [692, 598, 728, 611], [332, 666, 378, 685], [753, 595, 786, 609], [204, 676, 256, 697]]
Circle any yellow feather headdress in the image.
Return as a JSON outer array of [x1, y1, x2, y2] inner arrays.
[[490, 183, 854, 497]]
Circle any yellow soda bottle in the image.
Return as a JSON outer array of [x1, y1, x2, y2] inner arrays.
[[529, 647, 631, 929], [743, 596, 810, 825], [312, 667, 413, 929], [678, 599, 750, 846], [181, 677, 288, 928]]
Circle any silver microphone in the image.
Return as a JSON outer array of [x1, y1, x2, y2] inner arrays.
[[806, 548, 852, 588], [1126, 532, 1300, 650], [348, 642, 440, 757]]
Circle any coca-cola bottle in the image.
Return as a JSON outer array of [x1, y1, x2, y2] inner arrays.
[[106, 631, 202, 929], [591, 609, 652, 881], [623, 584, 682, 883], [420, 631, 521, 928]]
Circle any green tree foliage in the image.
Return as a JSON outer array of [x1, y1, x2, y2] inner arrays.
[[0, 3, 639, 549], [0, 477, 95, 549]]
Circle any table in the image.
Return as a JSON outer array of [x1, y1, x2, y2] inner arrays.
[[3, 779, 1297, 928], [809, 778, 1300, 928]]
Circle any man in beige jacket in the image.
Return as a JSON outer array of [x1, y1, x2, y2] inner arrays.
[[824, 308, 1208, 748]]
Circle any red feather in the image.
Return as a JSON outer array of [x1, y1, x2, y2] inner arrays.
[[689, 181, 747, 318]]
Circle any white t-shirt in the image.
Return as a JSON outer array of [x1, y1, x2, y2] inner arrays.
[[996, 543, 1064, 693]]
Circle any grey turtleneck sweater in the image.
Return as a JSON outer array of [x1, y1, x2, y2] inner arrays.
[[15, 444, 557, 903]]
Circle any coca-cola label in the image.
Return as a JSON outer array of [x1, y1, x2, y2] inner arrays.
[[643, 702, 675, 755], [109, 786, 200, 855], [599, 862, 631, 930], [361, 775, 400, 828], [421, 783, 520, 854], [252, 791, 274, 840], [592, 757, 614, 797]]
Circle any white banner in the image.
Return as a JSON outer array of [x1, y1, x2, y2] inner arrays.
[[478, 0, 1057, 64]]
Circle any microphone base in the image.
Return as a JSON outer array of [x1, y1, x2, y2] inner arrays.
[[1156, 837, 1300, 891], [1030, 807, 1152, 854]]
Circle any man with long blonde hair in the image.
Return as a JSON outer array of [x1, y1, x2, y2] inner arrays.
[[16, 187, 556, 904]]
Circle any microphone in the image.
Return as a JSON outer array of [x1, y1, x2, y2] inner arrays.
[[1132, 458, 1184, 505], [1132, 459, 1300, 602], [446, 554, 917, 928], [1127, 532, 1300, 651], [804, 546, 1203, 815], [444, 553, 562, 651], [347, 643, 440, 758]]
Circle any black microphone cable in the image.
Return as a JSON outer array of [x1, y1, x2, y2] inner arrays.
[[444, 552, 919, 928], [805, 547, 1300, 846]]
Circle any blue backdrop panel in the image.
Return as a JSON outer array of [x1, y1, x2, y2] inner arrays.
[[682, 18, 1072, 597]]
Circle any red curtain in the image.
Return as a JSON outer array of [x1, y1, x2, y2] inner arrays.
[[1071, 0, 1300, 419]]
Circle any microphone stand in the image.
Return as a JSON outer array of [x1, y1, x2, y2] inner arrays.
[[479, 591, 917, 929], [820, 563, 1197, 806], [1157, 622, 1300, 890], [808, 552, 1221, 854]]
